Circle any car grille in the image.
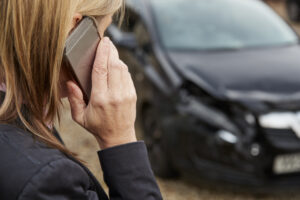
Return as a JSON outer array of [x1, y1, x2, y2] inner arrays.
[[263, 128, 300, 151]]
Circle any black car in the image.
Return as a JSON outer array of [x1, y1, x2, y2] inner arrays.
[[108, 0, 300, 187]]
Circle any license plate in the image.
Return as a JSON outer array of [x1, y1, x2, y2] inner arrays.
[[273, 153, 300, 174]]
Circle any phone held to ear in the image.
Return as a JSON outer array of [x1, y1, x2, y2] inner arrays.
[[63, 17, 101, 104]]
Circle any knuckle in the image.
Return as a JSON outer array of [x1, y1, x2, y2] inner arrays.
[[124, 93, 137, 103], [121, 63, 128, 71], [110, 59, 127, 70], [93, 65, 108, 76], [129, 93, 137, 102], [109, 95, 123, 106], [90, 94, 107, 107], [112, 60, 121, 69]]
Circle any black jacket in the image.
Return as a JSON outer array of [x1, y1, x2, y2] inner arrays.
[[0, 118, 163, 199]]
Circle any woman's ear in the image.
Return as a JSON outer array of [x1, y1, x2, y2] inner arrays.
[[70, 13, 83, 32]]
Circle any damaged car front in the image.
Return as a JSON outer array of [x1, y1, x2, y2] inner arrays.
[[109, 0, 300, 187], [171, 81, 300, 186], [165, 45, 300, 186]]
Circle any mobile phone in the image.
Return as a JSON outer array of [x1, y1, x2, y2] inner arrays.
[[63, 17, 100, 104]]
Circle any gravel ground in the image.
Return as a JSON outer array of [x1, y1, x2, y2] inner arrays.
[[55, 2, 300, 199]]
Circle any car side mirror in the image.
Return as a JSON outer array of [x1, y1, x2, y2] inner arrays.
[[107, 25, 138, 50]]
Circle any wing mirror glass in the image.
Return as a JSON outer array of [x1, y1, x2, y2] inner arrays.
[[107, 25, 138, 50]]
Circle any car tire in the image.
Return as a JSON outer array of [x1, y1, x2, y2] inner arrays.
[[141, 105, 178, 178], [287, 0, 300, 22]]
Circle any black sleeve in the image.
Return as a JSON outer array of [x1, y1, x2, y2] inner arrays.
[[18, 158, 100, 200], [98, 141, 163, 200]]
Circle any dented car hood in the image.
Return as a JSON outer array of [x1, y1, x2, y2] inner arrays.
[[168, 45, 300, 108]]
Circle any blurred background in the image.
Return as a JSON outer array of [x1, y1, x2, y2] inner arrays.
[[56, 0, 300, 199]]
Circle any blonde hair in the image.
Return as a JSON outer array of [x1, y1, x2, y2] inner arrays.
[[0, 0, 123, 156]]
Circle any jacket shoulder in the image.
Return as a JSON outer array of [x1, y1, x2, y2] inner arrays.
[[0, 124, 70, 199], [18, 157, 94, 200]]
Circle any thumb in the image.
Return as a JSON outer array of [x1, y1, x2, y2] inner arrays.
[[66, 81, 86, 125]]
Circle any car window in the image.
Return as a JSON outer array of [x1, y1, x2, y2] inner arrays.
[[150, 0, 298, 50]]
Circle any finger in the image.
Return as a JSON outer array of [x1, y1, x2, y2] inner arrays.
[[66, 81, 86, 125], [124, 71, 137, 98], [120, 62, 130, 90], [119, 61, 131, 97], [108, 58, 123, 93], [119, 59, 129, 71], [91, 37, 110, 96], [110, 41, 119, 59]]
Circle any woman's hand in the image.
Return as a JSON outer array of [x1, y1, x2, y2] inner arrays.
[[66, 37, 137, 149]]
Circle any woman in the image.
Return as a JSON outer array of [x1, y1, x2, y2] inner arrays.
[[0, 0, 163, 199]]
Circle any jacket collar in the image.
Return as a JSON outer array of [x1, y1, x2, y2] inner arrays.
[[0, 91, 64, 142]]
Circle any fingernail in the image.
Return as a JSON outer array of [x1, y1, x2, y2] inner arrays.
[[103, 37, 110, 43]]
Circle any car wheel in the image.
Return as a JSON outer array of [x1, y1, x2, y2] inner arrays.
[[141, 105, 178, 178], [287, 0, 300, 22]]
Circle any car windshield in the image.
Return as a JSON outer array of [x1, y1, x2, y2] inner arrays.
[[150, 0, 299, 51]]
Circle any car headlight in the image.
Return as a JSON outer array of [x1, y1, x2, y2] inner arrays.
[[217, 130, 238, 144], [259, 112, 300, 138]]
